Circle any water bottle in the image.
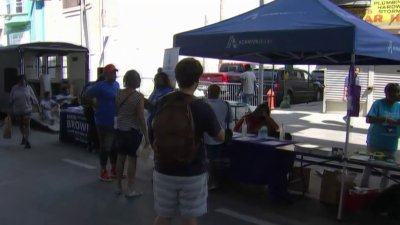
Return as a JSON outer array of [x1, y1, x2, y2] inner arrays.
[[242, 119, 247, 137], [258, 126, 268, 139]]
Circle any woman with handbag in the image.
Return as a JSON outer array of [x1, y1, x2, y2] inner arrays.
[[113, 70, 150, 197], [204, 84, 233, 190], [9, 75, 40, 149]]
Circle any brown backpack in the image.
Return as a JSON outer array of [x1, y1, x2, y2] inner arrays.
[[152, 92, 199, 163]]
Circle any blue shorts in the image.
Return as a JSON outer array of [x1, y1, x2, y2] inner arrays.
[[153, 171, 208, 218]]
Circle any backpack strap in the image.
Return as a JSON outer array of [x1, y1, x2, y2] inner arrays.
[[225, 101, 231, 129]]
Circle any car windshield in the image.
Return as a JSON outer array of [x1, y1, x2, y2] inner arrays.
[[220, 64, 246, 73], [311, 71, 324, 79]]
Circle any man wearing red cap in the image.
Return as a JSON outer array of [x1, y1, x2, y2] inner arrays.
[[84, 63, 120, 181]]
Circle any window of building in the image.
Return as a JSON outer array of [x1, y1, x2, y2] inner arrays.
[[38, 56, 46, 76], [6, 0, 10, 14], [48, 56, 57, 78], [62, 56, 68, 79], [16, 0, 23, 13], [63, 0, 81, 9]]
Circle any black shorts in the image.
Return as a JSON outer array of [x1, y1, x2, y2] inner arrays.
[[112, 129, 143, 157]]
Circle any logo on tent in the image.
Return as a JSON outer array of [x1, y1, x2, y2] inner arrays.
[[226, 35, 271, 49], [243, 13, 258, 21], [388, 41, 400, 54], [226, 36, 238, 49]]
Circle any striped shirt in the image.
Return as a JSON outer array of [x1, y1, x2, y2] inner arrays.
[[116, 90, 142, 131]]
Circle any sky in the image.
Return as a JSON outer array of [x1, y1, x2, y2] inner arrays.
[[105, 0, 264, 82]]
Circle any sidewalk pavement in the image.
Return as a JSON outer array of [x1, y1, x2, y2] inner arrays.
[[270, 101, 369, 152]]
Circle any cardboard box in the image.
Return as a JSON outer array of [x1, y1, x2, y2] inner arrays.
[[319, 170, 356, 205], [288, 167, 310, 193]]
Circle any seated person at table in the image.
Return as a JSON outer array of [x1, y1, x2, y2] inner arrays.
[[361, 83, 400, 191], [234, 103, 279, 137], [54, 87, 75, 108], [41, 91, 60, 125]]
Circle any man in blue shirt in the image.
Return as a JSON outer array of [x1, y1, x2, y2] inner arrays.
[[84, 64, 120, 182], [361, 83, 400, 190]]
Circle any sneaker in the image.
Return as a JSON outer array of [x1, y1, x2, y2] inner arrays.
[[110, 167, 117, 178], [125, 190, 143, 198], [110, 168, 127, 179], [25, 141, 31, 149], [21, 137, 26, 145], [99, 169, 112, 182]]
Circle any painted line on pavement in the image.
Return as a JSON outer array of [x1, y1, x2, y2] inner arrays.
[[215, 208, 277, 225], [62, 158, 96, 170]]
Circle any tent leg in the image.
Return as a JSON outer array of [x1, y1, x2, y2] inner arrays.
[[337, 54, 355, 220], [337, 115, 351, 220]]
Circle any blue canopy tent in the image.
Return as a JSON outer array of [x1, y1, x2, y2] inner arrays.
[[174, 0, 400, 65], [173, 0, 400, 220]]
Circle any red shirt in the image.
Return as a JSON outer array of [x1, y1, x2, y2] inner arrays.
[[234, 114, 279, 136]]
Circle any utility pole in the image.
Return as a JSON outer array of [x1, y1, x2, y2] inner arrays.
[[219, 0, 224, 68], [203, 15, 208, 69], [258, 0, 265, 106], [81, 0, 90, 49]]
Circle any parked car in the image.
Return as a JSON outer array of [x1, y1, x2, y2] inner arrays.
[[255, 68, 323, 105], [198, 62, 254, 97]]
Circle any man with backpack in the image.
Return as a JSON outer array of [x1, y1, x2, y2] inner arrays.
[[151, 58, 224, 225]]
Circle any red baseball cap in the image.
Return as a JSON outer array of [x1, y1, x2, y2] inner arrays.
[[104, 64, 118, 74]]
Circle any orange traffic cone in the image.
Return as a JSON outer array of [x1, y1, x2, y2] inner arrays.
[[266, 89, 275, 110]]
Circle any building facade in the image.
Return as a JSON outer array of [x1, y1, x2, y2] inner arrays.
[[322, 1, 400, 115]]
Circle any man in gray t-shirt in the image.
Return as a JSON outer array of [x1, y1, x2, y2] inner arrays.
[[343, 67, 360, 101], [343, 67, 361, 121], [240, 64, 256, 104]]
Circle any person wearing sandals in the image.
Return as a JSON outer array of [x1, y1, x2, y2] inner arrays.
[[9, 75, 40, 149], [114, 70, 150, 197]]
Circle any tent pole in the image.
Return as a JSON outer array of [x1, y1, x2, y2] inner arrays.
[[258, 63, 264, 105], [337, 53, 355, 220]]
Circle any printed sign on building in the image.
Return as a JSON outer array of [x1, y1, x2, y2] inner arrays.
[[346, 0, 400, 32]]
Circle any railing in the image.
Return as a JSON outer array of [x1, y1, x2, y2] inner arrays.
[[139, 78, 265, 107], [198, 81, 262, 107]]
